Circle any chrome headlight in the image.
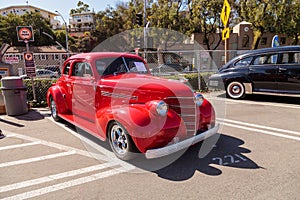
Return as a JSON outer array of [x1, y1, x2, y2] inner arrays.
[[156, 101, 168, 116], [194, 93, 204, 106]]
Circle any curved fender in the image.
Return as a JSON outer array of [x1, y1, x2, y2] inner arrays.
[[198, 98, 216, 128], [95, 104, 182, 153], [47, 86, 69, 114], [221, 72, 252, 85]]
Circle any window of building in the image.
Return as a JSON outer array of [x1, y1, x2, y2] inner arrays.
[[260, 37, 267, 45], [41, 55, 48, 60], [280, 37, 286, 45], [242, 35, 250, 47]]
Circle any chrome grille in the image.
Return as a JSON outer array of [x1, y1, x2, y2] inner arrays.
[[163, 97, 196, 136]]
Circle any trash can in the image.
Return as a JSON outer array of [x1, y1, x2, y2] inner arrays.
[[1, 76, 28, 116]]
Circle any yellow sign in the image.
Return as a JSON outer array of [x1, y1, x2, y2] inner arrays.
[[222, 27, 230, 40], [221, 0, 231, 27]]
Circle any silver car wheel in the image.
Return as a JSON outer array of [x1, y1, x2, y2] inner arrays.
[[227, 82, 245, 99], [50, 97, 60, 121], [110, 124, 129, 156]]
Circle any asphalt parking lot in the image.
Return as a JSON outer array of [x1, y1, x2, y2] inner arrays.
[[0, 93, 299, 199]]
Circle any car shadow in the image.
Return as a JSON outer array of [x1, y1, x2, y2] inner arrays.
[[0, 110, 45, 127], [244, 94, 300, 105], [60, 121, 261, 180], [215, 92, 300, 105], [14, 110, 45, 121], [128, 133, 262, 181]]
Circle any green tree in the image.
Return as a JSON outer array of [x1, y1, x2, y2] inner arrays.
[[70, 1, 91, 14], [236, 0, 300, 49]]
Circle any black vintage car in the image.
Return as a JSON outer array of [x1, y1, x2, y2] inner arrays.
[[208, 46, 300, 99]]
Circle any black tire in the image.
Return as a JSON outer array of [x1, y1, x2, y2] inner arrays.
[[226, 81, 246, 99], [108, 121, 137, 160], [50, 97, 60, 122]]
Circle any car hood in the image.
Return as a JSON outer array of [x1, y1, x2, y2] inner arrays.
[[100, 73, 194, 103]]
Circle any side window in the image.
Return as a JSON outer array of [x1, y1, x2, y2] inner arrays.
[[234, 57, 253, 67], [281, 52, 300, 64], [63, 63, 71, 75], [253, 54, 277, 65], [101, 57, 126, 76], [72, 62, 93, 77]]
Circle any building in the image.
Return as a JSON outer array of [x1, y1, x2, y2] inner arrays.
[[69, 11, 96, 36], [3, 46, 74, 76], [0, 5, 61, 29]]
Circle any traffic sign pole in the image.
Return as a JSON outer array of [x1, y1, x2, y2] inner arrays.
[[17, 27, 37, 102], [221, 0, 231, 63]]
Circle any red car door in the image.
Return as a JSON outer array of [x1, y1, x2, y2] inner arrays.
[[59, 62, 73, 113], [71, 61, 96, 122]]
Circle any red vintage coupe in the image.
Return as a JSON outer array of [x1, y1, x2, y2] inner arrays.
[[47, 52, 219, 160]]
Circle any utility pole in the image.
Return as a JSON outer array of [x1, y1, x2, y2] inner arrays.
[[55, 10, 69, 52]]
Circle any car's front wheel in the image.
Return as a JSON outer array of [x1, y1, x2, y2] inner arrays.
[[226, 81, 246, 99], [108, 121, 136, 160], [50, 97, 60, 121]]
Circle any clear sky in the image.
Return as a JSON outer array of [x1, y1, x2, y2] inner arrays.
[[0, 0, 128, 24]]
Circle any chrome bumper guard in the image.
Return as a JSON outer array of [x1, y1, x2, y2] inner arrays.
[[145, 124, 220, 159]]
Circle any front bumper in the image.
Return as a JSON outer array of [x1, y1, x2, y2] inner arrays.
[[145, 124, 220, 159]]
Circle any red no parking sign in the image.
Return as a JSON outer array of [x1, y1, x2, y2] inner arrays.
[[16, 26, 34, 42]]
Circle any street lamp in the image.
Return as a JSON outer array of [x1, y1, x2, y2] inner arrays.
[[55, 10, 69, 52]]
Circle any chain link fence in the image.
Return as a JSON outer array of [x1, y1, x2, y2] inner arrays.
[[2, 50, 242, 106]]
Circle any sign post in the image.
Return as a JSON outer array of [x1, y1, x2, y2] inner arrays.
[[221, 0, 231, 63], [16, 26, 36, 101]]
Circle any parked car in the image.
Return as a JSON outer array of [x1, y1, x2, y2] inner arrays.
[[134, 48, 192, 73], [45, 66, 61, 75], [36, 69, 59, 78], [47, 52, 219, 160], [208, 46, 300, 99]]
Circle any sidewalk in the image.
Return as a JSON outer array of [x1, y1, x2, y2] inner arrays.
[[0, 108, 50, 135]]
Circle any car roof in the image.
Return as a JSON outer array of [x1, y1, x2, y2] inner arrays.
[[67, 52, 143, 61], [224, 45, 300, 66], [240, 45, 300, 56]]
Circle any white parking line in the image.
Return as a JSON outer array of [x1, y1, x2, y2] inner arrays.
[[222, 122, 300, 141], [0, 151, 76, 168], [5, 131, 110, 162], [2, 167, 127, 200], [46, 117, 136, 170], [219, 118, 300, 136], [0, 162, 118, 193], [0, 142, 40, 151], [210, 95, 300, 109]]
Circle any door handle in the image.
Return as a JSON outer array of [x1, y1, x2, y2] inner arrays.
[[279, 67, 287, 72]]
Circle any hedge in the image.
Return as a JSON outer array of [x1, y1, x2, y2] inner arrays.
[[23, 78, 57, 107]]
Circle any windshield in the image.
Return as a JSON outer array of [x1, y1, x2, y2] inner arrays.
[[96, 57, 148, 76]]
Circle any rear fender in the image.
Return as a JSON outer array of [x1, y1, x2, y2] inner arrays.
[[47, 86, 68, 114]]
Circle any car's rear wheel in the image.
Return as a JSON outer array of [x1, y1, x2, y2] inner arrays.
[[108, 121, 136, 160], [226, 81, 245, 99], [50, 97, 60, 121]]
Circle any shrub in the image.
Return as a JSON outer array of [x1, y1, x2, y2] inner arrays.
[[23, 78, 57, 107], [183, 72, 215, 92]]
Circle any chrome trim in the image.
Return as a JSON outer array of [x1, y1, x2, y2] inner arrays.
[[163, 96, 197, 136], [101, 91, 138, 100], [243, 83, 253, 94], [145, 124, 219, 159], [253, 91, 300, 97]]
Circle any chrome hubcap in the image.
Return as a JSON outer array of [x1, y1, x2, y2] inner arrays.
[[232, 85, 241, 94], [51, 100, 57, 118], [111, 125, 128, 155]]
